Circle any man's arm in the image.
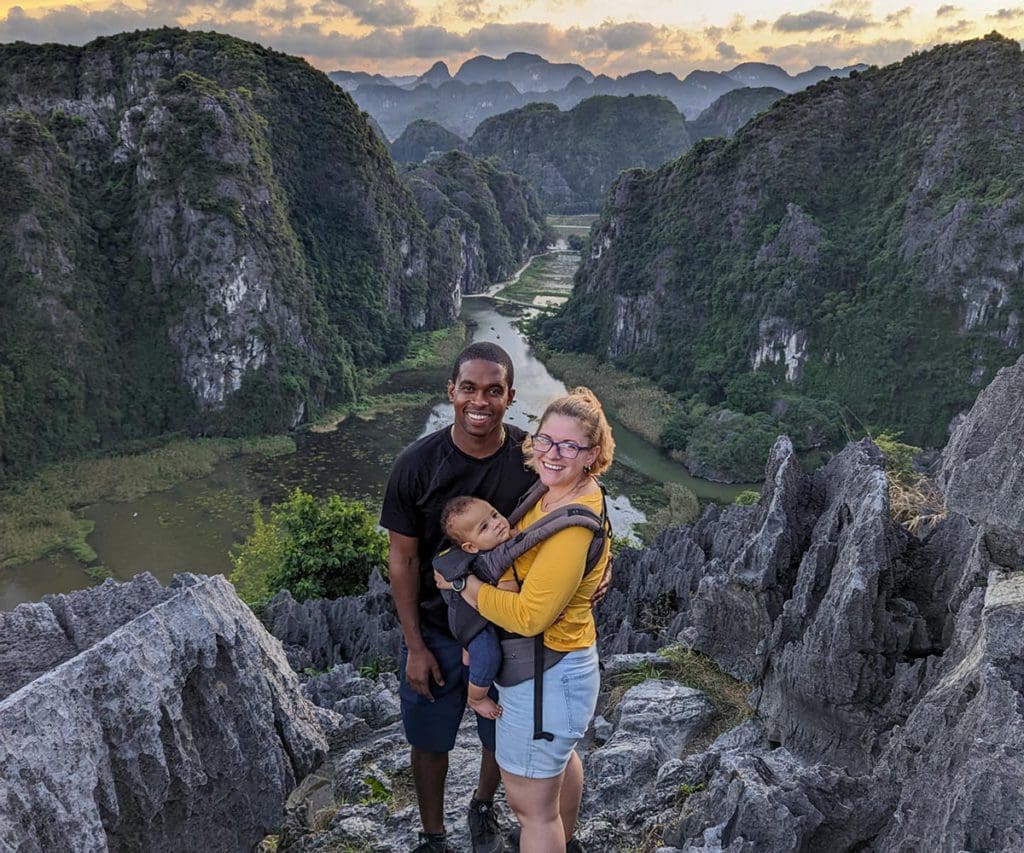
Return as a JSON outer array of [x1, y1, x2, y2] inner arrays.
[[388, 530, 443, 699]]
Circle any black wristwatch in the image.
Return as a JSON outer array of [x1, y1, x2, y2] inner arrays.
[[452, 576, 467, 593]]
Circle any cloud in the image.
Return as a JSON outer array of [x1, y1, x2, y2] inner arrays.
[[940, 18, 974, 34], [716, 41, 740, 60], [884, 7, 912, 27], [773, 10, 876, 33], [758, 35, 915, 68], [935, 5, 960, 17], [0, 4, 166, 44], [310, 0, 417, 27], [987, 8, 1024, 20]]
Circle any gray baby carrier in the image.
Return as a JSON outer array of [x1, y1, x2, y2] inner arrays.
[[433, 480, 611, 740]]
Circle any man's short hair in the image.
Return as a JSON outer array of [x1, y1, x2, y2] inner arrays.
[[450, 342, 514, 389], [441, 495, 479, 542]]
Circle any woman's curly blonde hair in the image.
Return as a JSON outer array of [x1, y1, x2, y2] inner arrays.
[[522, 386, 615, 476]]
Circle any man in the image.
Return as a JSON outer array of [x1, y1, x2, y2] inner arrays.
[[381, 341, 537, 853]]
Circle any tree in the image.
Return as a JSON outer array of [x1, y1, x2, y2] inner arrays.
[[230, 488, 388, 609]]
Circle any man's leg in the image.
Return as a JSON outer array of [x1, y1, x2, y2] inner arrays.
[[468, 687, 504, 852], [477, 746, 501, 801], [399, 628, 469, 846], [412, 747, 449, 835]]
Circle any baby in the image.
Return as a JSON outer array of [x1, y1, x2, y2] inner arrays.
[[439, 495, 518, 720]]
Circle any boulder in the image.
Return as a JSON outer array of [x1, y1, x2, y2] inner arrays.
[[0, 574, 326, 852]]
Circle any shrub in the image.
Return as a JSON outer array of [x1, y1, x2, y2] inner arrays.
[[230, 488, 387, 607]]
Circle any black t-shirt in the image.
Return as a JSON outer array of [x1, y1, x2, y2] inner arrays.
[[380, 423, 538, 635]]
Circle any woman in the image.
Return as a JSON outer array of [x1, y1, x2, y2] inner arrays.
[[435, 386, 614, 853]]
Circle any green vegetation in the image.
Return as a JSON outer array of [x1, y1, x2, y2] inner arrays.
[[639, 483, 701, 539], [390, 118, 466, 163], [734, 489, 761, 506], [0, 436, 293, 567], [470, 95, 691, 213], [533, 347, 677, 446], [229, 488, 388, 609], [874, 430, 947, 533], [312, 322, 468, 431], [496, 250, 577, 307], [538, 35, 1024, 479]]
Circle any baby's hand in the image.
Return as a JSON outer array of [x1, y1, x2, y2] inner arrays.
[[433, 570, 452, 590]]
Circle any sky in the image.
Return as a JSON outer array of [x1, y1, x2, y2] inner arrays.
[[1, 1, 1022, 77]]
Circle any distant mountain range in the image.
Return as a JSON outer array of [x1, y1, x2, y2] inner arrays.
[[389, 89, 789, 212], [329, 52, 865, 137]]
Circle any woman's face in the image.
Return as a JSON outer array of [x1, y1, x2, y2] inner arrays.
[[532, 413, 599, 491]]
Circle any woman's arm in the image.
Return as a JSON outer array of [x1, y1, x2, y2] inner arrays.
[[477, 525, 591, 635]]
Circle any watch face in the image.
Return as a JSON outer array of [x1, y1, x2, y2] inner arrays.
[[453, 577, 466, 592]]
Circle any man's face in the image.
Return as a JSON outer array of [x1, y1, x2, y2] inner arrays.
[[447, 358, 514, 440]]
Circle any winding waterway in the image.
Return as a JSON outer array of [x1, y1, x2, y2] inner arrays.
[[1, 235, 749, 609]]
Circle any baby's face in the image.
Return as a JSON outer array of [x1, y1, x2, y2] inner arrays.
[[458, 500, 511, 552]]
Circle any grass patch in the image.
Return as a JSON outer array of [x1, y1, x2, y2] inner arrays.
[[547, 213, 599, 229], [537, 350, 677, 447], [606, 646, 753, 744], [0, 435, 295, 568], [387, 767, 417, 813], [497, 251, 577, 307], [360, 322, 468, 388]]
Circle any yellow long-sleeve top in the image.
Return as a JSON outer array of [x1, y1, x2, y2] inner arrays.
[[477, 488, 610, 652]]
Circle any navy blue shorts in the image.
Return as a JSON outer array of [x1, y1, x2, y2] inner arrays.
[[399, 625, 497, 753]]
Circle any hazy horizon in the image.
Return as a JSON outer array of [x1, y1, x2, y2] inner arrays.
[[1, 2, 1022, 78]]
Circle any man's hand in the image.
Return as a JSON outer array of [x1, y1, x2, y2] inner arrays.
[[405, 645, 444, 700], [590, 562, 613, 607]]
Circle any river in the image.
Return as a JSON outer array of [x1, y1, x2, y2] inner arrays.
[[0, 234, 749, 609]]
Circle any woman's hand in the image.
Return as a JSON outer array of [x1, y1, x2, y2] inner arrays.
[[433, 570, 453, 590]]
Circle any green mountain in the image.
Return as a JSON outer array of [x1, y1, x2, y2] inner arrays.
[[688, 87, 785, 140], [404, 151, 547, 295], [0, 29, 458, 483], [391, 119, 466, 163], [538, 34, 1024, 477], [469, 96, 691, 213]]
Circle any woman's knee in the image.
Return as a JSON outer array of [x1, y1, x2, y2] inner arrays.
[[503, 772, 562, 822]]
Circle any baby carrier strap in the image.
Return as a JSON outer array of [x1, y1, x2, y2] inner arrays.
[[502, 485, 612, 742]]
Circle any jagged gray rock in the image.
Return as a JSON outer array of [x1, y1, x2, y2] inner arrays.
[[584, 679, 715, 819], [0, 573, 326, 853], [264, 570, 400, 672]]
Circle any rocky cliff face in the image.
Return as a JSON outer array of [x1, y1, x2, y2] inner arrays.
[[0, 30, 458, 482], [585, 353, 1024, 850], [0, 573, 327, 852], [469, 96, 691, 213], [541, 34, 1024, 449]]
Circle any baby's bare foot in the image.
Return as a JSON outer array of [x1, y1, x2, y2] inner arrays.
[[468, 693, 503, 720]]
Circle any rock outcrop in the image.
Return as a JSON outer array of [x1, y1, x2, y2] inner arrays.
[[588, 354, 1024, 849], [264, 570, 401, 673], [0, 573, 326, 852]]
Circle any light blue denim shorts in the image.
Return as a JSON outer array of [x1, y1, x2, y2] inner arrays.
[[495, 644, 600, 779]]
